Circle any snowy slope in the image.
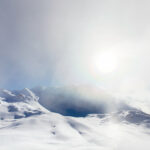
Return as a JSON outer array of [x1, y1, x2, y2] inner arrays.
[[0, 88, 48, 121], [1, 88, 150, 150]]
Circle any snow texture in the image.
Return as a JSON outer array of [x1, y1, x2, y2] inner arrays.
[[0, 88, 150, 150]]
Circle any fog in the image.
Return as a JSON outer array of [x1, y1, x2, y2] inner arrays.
[[1, 0, 150, 113]]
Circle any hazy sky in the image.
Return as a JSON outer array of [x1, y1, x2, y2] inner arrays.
[[1, 0, 150, 101]]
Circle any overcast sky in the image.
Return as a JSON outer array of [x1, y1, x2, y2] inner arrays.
[[1, 0, 150, 104]]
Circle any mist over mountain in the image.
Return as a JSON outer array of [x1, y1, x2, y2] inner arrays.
[[32, 86, 134, 117], [1, 87, 150, 150], [1, 0, 150, 149]]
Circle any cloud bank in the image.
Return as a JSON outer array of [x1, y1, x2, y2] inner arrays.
[[1, 1, 150, 113], [0, 0, 150, 91], [32, 86, 134, 117]]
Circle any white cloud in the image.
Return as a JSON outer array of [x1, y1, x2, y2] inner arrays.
[[0, 0, 150, 111]]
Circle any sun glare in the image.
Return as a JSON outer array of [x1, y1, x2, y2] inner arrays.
[[92, 51, 118, 74]]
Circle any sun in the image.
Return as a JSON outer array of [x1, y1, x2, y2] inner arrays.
[[92, 51, 118, 74]]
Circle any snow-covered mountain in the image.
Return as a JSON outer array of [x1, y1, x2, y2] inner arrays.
[[0, 88, 48, 120], [1, 87, 150, 150]]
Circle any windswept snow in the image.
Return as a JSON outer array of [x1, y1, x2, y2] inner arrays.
[[0, 88, 150, 150]]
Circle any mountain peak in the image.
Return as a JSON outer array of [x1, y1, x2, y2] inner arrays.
[[0, 88, 39, 103], [20, 88, 39, 102]]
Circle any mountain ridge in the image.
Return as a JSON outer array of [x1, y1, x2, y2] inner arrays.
[[1, 87, 150, 150]]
